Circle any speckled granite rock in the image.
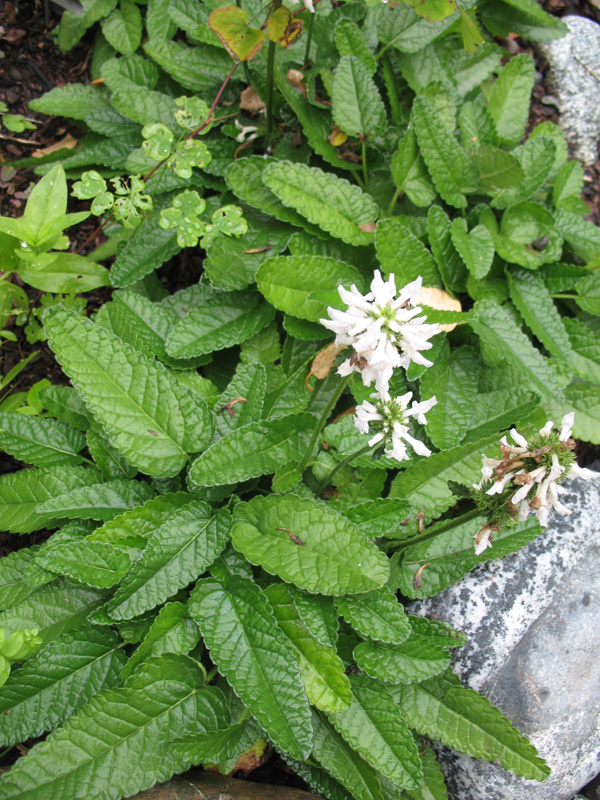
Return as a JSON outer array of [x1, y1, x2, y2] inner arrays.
[[538, 16, 600, 164], [410, 468, 600, 800]]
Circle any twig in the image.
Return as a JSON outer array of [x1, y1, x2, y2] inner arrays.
[[0, 134, 42, 146]]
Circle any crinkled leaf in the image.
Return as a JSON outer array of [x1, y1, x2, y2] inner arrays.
[[189, 576, 313, 760], [208, 5, 265, 61], [332, 55, 386, 138], [0, 413, 85, 468], [39, 541, 131, 588], [391, 127, 437, 208], [86, 424, 138, 480], [335, 20, 376, 75], [375, 218, 440, 287], [336, 588, 411, 645], [101, 0, 142, 54], [214, 362, 267, 439], [287, 585, 339, 648], [39, 385, 91, 432], [450, 219, 494, 280], [143, 39, 235, 92], [29, 84, 111, 121], [487, 53, 534, 143], [37, 479, 154, 523]]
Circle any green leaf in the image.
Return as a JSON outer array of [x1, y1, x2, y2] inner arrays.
[[461, 388, 539, 445], [375, 219, 440, 287], [39, 541, 131, 588], [336, 588, 411, 645], [427, 206, 466, 294], [107, 503, 231, 620], [565, 318, 600, 382], [555, 209, 600, 265], [355, 637, 451, 684], [0, 655, 215, 800], [110, 216, 180, 288], [332, 56, 386, 138], [327, 673, 423, 789], [389, 433, 500, 517], [17, 252, 109, 294], [407, 615, 467, 649], [36, 478, 154, 523], [480, 0, 567, 41], [403, 746, 449, 800], [86, 424, 138, 480], [165, 290, 276, 359], [214, 362, 267, 439], [0, 625, 126, 748], [100, 54, 159, 91], [469, 145, 525, 193], [394, 677, 550, 781], [450, 219, 494, 280], [100, 0, 142, 54], [487, 53, 534, 143], [111, 86, 178, 128], [0, 579, 105, 646], [265, 583, 352, 713], [0, 413, 85, 468], [391, 127, 437, 208], [231, 494, 389, 595], [120, 601, 200, 681], [44, 307, 188, 478], [310, 710, 384, 800], [553, 160, 586, 213], [341, 498, 412, 539], [0, 549, 40, 610], [189, 576, 313, 760], [335, 19, 376, 75], [420, 343, 479, 450], [256, 255, 363, 323], [262, 161, 378, 246], [412, 96, 478, 209], [29, 84, 111, 121], [208, 5, 265, 61], [506, 268, 572, 361], [404, 0, 455, 21], [491, 137, 556, 209], [560, 381, 600, 444], [143, 39, 235, 92], [0, 466, 99, 534], [397, 515, 542, 599], [188, 412, 317, 487], [470, 299, 564, 401]]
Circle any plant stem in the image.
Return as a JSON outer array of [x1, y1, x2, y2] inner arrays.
[[298, 375, 350, 473], [550, 293, 577, 299], [205, 665, 219, 683], [361, 139, 369, 193], [387, 187, 401, 217], [303, 12, 316, 66], [316, 441, 379, 495], [387, 507, 482, 552], [265, 0, 282, 140]]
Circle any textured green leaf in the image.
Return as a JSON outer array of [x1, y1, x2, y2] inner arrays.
[[406, 615, 467, 650], [427, 206, 467, 294], [391, 128, 437, 208], [397, 515, 542, 599], [120, 601, 200, 681], [311, 710, 384, 800], [107, 503, 230, 620], [44, 307, 188, 478], [265, 583, 352, 713], [450, 220, 494, 280], [0, 549, 40, 610], [262, 162, 378, 246], [402, 746, 448, 800], [394, 677, 550, 781], [480, 0, 567, 41], [389, 433, 500, 517], [256, 255, 363, 323], [100, 54, 159, 91], [420, 343, 479, 450], [487, 53, 534, 143], [111, 86, 178, 128], [0, 579, 105, 646], [336, 588, 411, 645], [560, 381, 600, 444], [507, 268, 572, 361], [0, 625, 126, 748], [341, 498, 412, 539], [36, 479, 154, 523], [143, 39, 235, 92], [461, 388, 539, 444], [29, 84, 111, 120], [39, 385, 91, 432], [172, 715, 260, 773], [225, 158, 327, 237], [491, 138, 556, 210], [555, 209, 600, 265], [0, 466, 99, 534], [287, 586, 339, 648], [471, 299, 564, 401], [86, 424, 138, 480], [0, 413, 85, 468], [469, 145, 525, 193], [214, 362, 267, 439], [355, 637, 451, 684], [0, 654, 216, 800], [564, 318, 600, 382], [332, 56, 386, 138], [412, 96, 478, 209], [553, 159, 586, 212], [327, 673, 423, 789], [188, 412, 317, 487], [231, 494, 389, 595], [110, 216, 180, 288], [335, 20, 376, 75], [165, 290, 275, 359], [375, 219, 440, 287], [39, 541, 131, 588], [100, 0, 142, 54], [189, 576, 313, 760]]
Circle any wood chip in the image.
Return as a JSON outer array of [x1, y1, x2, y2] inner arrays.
[[32, 133, 78, 158], [417, 286, 462, 332], [240, 85, 265, 114]]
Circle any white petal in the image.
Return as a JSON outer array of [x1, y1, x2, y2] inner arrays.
[[539, 420, 554, 437], [559, 411, 575, 441], [510, 428, 529, 449], [569, 463, 600, 480]]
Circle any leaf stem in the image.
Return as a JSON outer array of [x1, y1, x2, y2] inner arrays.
[[316, 440, 379, 495], [298, 374, 350, 473], [387, 187, 401, 217], [205, 665, 219, 683], [265, 0, 283, 140], [386, 507, 482, 552], [361, 139, 369, 193], [549, 293, 577, 299], [303, 12, 316, 66]]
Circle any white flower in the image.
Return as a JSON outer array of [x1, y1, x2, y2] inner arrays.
[[287, 0, 315, 10], [473, 524, 496, 556], [320, 271, 440, 393], [354, 389, 437, 462], [234, 120, 258, 143]]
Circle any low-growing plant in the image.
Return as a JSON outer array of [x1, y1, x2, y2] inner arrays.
[[1, 0, 600, 798]]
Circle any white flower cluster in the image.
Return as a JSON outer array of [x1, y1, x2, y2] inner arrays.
[[320, 271, 440, 462], [473, 412, 599, 554], [288, 0, 315, 12]]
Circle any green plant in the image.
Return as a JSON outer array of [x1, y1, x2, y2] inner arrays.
[[1, 0, 599, 798], [0, 102, 36, 135]]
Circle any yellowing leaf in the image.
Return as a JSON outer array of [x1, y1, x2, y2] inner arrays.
[[267, 7, 303, 47], [403, 0, 456, 22], [209, 6, 265, 62]]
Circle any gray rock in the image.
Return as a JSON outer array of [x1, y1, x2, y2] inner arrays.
[[410, 468, 600, 800], [537, 16, 600, 165]]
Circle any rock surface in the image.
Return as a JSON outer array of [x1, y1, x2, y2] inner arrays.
[[410, 469, 600, 799], [538, 16, 600, 164], [131, 772, 319, 800]]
